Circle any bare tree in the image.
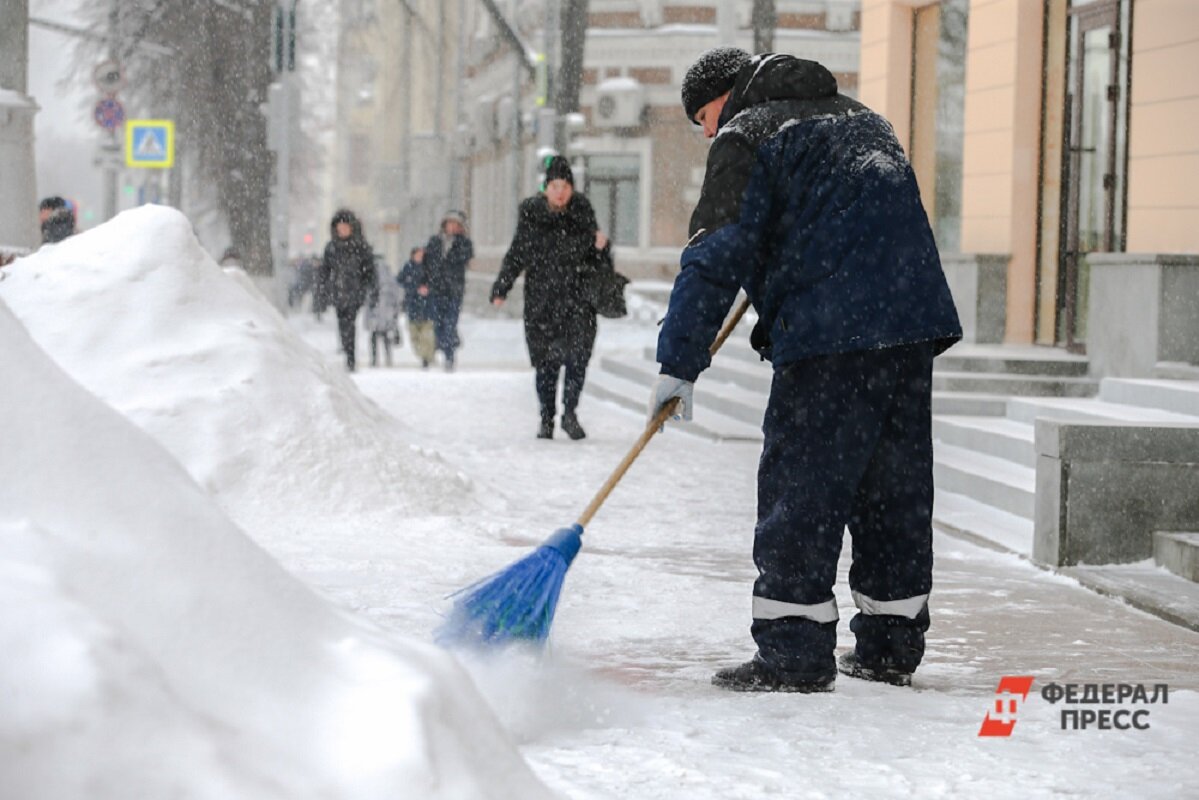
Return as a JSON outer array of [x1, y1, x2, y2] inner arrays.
[[554, 0, 589, 153], [75, 1, 279, 276], [752, 0, 777, 54]]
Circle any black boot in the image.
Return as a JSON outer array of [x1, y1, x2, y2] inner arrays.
[[537, 416, 554, 439], [560, 411, 586, 441], [712, 656, 834, 693], [836, 652, 913, 687]]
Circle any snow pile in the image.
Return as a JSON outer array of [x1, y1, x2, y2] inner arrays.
[[0, 300, 551, 799], [0, 206, 470, 521]]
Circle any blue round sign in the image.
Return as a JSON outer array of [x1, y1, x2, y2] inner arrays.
[[94, 98, 126, 131]]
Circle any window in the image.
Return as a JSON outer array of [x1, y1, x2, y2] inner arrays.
[[910, 0, 969, 252], [585, 154, 641, 246]]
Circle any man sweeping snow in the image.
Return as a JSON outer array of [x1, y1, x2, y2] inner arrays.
[[648, 49, 962, 692]]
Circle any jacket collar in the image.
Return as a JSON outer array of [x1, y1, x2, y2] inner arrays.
[[718, 54, 838, 129]]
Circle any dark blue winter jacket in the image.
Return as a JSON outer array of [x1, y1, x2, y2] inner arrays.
[[657, 55, 962, 381], [397, 258, 431, 322]]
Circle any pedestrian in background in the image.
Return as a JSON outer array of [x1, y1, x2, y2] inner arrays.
[[38, 196, 75, 245], [318, 209, 378, 372], [491, 155, 609, 440], [649, 49, 961, 692], [422, 210, 473, 372], [364, 253, 402, 367], [398, 246, 436, 369]]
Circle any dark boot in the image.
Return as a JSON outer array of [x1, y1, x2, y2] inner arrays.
[[560, 411, 586, 441], [836, 652, 913, 687], [712, 656, 834, 693], [537, 416, 554, 439]]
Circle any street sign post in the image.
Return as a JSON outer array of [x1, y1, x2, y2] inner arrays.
[[93, 97, 125, 131], [92, 60, 125, 95], [125, 119, 174, 169]]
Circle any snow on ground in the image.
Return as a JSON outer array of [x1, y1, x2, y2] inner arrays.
[[3, 208, 1197, 798], [2, 206, 473, 528], [0, 299, 550, 799]]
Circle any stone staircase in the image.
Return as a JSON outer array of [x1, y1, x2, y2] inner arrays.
[[587, 321, 1199, 627]]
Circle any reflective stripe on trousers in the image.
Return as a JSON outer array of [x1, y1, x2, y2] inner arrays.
[[752, 595, 840, 624], [851, 590, 928, 620]]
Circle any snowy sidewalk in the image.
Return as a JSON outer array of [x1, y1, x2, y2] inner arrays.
[[286, 312, 1199, 800]]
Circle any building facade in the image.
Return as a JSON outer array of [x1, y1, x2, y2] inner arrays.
[[327, 0, 464, 271], [861, 0, 1199, 371], [461, 0, 862, 277]]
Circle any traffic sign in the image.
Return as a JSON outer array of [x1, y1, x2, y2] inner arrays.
[[93, 61, 125, 95], [125, 119, 175, 168], [93, 97, 126, 131]]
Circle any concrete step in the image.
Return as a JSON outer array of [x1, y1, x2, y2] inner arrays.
[[933, 489, 1034, 557], [936, 344, 1090, 377], [1004, 395, 1199, 426], [932, 442, 1036, 520], [597, 355, 767, 430], [703, 356, 771, 394], [1061, 562, 1199, 632], [1154, 531, 1199, 583], [1099, 378, 1199, 418], [931, 392, 1009, 416], [585, 368, 763, 441], [933, 415, 1036, 469], [932, 371, 1097, 397], [1156, 362, 1199, 381]]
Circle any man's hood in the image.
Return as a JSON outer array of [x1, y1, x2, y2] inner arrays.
[[718, 54, 839, 128]]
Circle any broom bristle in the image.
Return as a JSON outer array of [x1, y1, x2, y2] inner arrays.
[[436, 524, 583, 647]]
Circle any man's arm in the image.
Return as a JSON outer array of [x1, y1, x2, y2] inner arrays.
[[657, 130, 760, 381]]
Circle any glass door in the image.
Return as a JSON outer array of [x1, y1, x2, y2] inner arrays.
[[1060, 0, 1128, 351]]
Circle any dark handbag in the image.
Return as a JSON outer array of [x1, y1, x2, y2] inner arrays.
[[584, 247, 629, 318]]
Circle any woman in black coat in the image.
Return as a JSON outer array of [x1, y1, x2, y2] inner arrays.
[[318, 209, 378, 371], [491, 156, 609, 440]]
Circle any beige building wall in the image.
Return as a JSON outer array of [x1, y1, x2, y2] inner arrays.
[[1125, 0, 1199, 253], [859, 0, 914, 150], [959, 0, 1043, 344], [861, 0, 1044, 344]]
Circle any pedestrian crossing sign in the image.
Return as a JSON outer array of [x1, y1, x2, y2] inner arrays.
[[125, 119, 175, 168]]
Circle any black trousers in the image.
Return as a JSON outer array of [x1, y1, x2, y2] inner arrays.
[[335, 305, 360, 368], [370, 331, 392, 365], [535, 356, 588, 419], [751, 342, 936, 680]]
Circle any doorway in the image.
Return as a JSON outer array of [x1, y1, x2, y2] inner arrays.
[[1059, 0, 1130, 351]]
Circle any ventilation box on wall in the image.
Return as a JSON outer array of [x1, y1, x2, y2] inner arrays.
[[594, 77, 645, 128]]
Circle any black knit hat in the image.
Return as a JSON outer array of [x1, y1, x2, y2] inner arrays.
[[682, 47, 752, 124], [543, 155, 574, 185]]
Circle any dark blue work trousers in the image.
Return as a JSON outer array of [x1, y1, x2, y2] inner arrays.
[[751, 342, 936, 680]]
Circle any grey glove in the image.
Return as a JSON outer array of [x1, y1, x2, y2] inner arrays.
[[647, 374, 695, 429]]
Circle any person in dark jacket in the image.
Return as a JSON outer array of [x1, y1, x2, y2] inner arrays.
[[423, 210, 474, 371], [397, 246, 437, 368], [318, 209, 378, 371], [38, 196, 75, 245], [649, 49, 962, 693], [491, 155, 609, 440]]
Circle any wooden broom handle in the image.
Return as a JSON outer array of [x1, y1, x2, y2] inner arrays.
[[576, 296, 752, 528]]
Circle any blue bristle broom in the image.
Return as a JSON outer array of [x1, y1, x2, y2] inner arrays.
[[436, 298, 751, 647]]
